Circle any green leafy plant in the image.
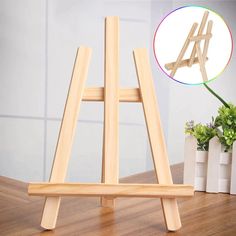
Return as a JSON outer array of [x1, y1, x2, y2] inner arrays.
[[185, 120, 216, 151], [214, 104, 236, 151], [185, 84, 236, 152]]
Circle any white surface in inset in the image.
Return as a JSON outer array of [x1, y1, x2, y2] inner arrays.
[[154, 6, 232, 84]]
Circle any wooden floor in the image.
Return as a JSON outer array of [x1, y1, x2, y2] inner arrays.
[[0, 163, 236, 236]]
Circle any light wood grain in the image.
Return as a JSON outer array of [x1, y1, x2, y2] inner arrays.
[[195, 41, 208, 82], [82, 87, 141, 102], [133, 48, 182, 231], [189, 33, 212, 41], [170, 23, 198, 77], [40, 47, 92, 230], [188, 11, 209, 66], [203, 20, 213, 63], [165, 11, 211, 82], [165, 57, 208, 70], [28, 183, 194, 198], [101, 16, 120, 207], [2, 164, 236, 235]]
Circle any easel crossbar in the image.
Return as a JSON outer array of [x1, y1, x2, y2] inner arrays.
[[83, 87, 141, 102], [28, 183, 194, 198], [189, 33, 212, 42], [165, 57, 208, 70]]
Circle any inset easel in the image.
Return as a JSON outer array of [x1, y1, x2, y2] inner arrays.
[[28, 16, 194, 231], [165, 11, 213, 82]]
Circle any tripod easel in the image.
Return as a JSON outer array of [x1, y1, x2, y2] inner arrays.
[[28, 16, 194, 231], [165, 11, 213, 82]]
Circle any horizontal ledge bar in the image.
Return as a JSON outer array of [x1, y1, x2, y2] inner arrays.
[[165, 57, 208, 70], [28, 183, 194, 198], [189, 33, 212, 41], [82, 87, 141, 102]]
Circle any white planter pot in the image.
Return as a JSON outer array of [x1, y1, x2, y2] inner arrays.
[[219, 152, 231, 193], [183, 135, 208, 191], [184, 135, 236, 194], [195, 151, 208, 191], [231, 142, 236, 194], [206, 137, 235, 194]]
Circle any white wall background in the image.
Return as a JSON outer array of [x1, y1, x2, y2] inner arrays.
[[0, 0, 235, 182]]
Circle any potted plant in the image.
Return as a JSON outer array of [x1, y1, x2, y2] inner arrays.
[[207, 103, 236, 193], [184, 84, 236, 194], [214, 103, 236, 152], [184, 121, 216, 191]]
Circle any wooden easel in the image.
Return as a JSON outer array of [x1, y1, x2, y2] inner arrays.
[[28, 16, 194, 231], [165, 11, 213, 82]]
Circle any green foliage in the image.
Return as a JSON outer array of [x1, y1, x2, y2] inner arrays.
[[214, 104, 236, 151], [185, 121, 216, 151], [189, 84, 236, 152], [185, 104, 236, 152]]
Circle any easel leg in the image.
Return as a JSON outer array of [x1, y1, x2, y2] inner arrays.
[[203, 20, 213, 63], [170, 23, 198, 77], [188, 11, 209, 67], [196, 42, 208, 82], [101, 16, 120, 207], [41, 47, 92, 229], [133, 48, 181, 231]]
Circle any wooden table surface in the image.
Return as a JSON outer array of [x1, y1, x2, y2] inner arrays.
[[0, 163, 236, 236]]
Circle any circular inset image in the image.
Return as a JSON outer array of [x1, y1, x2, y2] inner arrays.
[[153, 6, 233, 85]]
